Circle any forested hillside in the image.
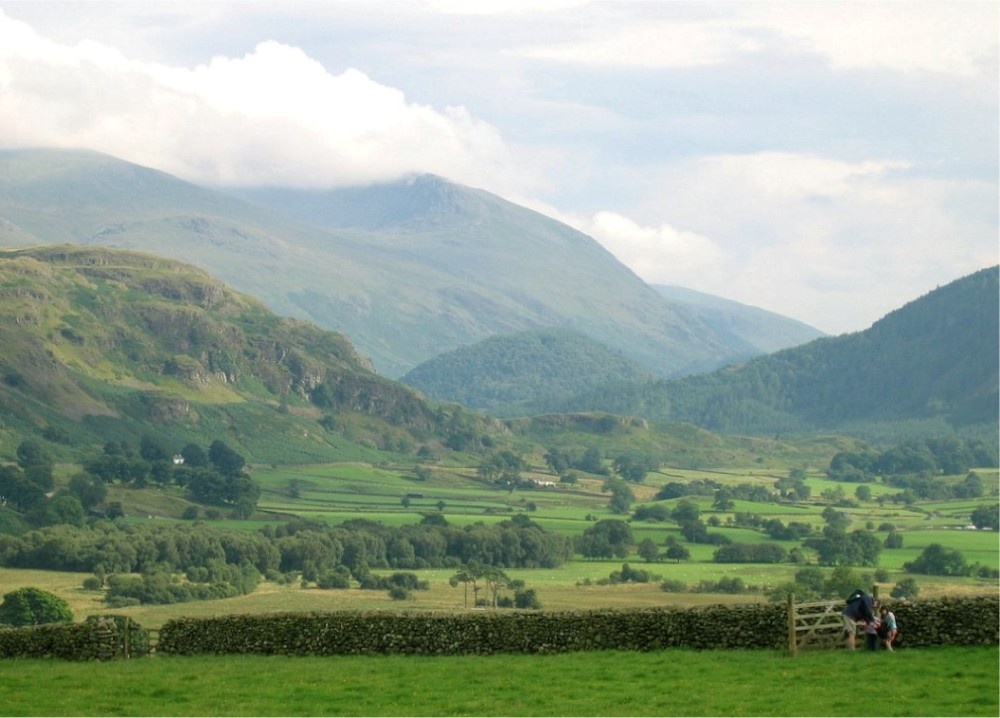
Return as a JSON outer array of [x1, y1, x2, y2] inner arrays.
[[401, 328, 654, 415], [537, 267, 1000, 439]]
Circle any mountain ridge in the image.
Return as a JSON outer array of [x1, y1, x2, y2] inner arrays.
[[0, 148, 823, 378], [538, 266, 1000, 437]]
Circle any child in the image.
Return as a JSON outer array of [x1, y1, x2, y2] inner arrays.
[[879, 606, 898, 651]]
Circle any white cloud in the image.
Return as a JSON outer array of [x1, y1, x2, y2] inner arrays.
[[0, 10, 527, 190], [516, 1, 998, 77], [627, 152, 998, 333], [758, 1, 999, 77], [520, 18, 759, 68], [578, 211, 724, 281], [426, 0, 588, 14]]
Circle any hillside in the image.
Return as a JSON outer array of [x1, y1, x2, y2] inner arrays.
[[401, 293, 825, 414], [652, 285, 825, 355], [537, 267, 1000, 438], [401, 328, 655, 415], [0, 245, 461, 464], [0, 149, 820, 378]]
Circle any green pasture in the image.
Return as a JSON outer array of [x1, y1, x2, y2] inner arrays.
[[1, 647, 996, 716]]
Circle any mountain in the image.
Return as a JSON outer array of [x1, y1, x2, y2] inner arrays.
[[401, 327, 655, 416], [0, 245, 474, 464], [537, 267, 1000, 438], [0, 149, 820, 379], [652, 285, 825, 355], [401, 290, 826, 414]]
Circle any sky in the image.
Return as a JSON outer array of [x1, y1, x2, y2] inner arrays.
[[0, 1, 996, 335]]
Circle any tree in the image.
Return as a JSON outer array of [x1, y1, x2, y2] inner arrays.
[[821, 506, 850, 532], [209, 440, 246, 476], [32, 494, 86, 527], [823, 565, 867, 600], [970, 504, 999, 530], [449, 564, 484, 608], [0, 466, 46, 512], [665, 545, 690, 563], [543, 448, 571, 475], [481, 566, 511, 607], [904, 543, 969, 576], [140, 435, 172, 463], [890, 577, 920, 600], [612, 454, 654, 483], [884, 531, 904, 549], [23, 465, 55, 493], [181, 443, 209, 468], [602, 478, 635, 514], [16, 439, 51, 469], [578, 447, 607, 475], [577, 519, 633, 559], [477, 451, 525, 488], [637, 538, 660, 563], [0, 587, 74, 626], [712, 489, 735, 512], [671, 500, 700, 524]]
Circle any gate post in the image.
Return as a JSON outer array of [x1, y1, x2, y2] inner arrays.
[[787, 592, 797, 657]]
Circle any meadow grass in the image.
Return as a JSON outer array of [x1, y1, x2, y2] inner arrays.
[[0, 646, 995, 716], [3, 564, 995, 632]]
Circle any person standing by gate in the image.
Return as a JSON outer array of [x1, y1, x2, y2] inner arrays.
[[842, 589, 879, 650]]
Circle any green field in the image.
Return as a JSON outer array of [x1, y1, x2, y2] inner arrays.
[[1, 647, 996, 716]]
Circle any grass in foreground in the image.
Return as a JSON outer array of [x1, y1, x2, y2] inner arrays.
[[1, 646, 996, 716]]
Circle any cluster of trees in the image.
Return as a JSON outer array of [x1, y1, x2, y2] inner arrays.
[[828, 437, 998, 483], [104, 561, 260, 607], [448, 562, 541, 609], [903, 543, 975, 577], [82, 438, 260, 517], [0, 436, 261, 531], [0, 514, 572, 606], [0, 586, 74, 627], [970, 504, 999, 530], [576, 519, 633, 559], [654, 478, 783, 505], [879, 472, 986, 504], [543, 446, 609, 477], [658, 576, 753, 594], [712, 542, 787, 564]]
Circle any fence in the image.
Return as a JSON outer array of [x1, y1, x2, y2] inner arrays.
[[786, 595, 845, 656]]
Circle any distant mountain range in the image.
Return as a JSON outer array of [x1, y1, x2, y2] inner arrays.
[[401, 288, 827, 415], [0, 149, 823, 380], [535, 267, 1000, 437], [1, 148, 993, 445], [0, 245, 993, 463]]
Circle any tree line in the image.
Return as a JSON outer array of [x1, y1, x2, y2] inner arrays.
[[0, 513, 573, 606]]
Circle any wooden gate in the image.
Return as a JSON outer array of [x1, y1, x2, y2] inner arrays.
[[786, 595, 845, 656]]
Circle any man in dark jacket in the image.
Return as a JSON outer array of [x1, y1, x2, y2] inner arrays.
[[842, 591, 880, 649]]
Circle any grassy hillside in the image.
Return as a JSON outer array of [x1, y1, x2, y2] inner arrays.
[[0, 245, 458, 464]]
